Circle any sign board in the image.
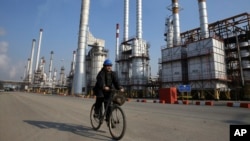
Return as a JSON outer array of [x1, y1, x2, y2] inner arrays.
[[178, 85, 191, 92]]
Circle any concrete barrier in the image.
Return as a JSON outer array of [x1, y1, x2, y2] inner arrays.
[[175, 100, 189, 105], [195, 101, 213, 106], [153, 100, 165, 104], [227, 102, 250, 108]]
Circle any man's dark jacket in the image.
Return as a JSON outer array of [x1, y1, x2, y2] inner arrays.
[[93, 68, 122, 97]]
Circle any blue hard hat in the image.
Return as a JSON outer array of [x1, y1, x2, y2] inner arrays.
[[103, 59, 112, 66]]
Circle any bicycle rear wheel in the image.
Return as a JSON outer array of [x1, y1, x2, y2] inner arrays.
[[108, 105, 126, 140], [90, 104, 102, 130]]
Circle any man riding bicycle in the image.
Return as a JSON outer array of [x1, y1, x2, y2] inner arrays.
[[93, 59, 124, 122]]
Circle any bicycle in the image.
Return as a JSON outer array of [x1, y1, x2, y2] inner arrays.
[[90, 89, 127, 140]]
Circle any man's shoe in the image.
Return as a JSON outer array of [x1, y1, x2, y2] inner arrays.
[[107, 119, 116, 128]]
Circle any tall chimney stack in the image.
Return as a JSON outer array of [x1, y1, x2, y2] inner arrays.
[[72, 51, 76, 73], [48, 51, 54, 82], [26, 58, 31, 81], [198, 0, 209, 38], [115, 23, 120, 72], [136, 0, 142, 39], [35, 29, 43, 71], [28, 39, 36, 82], [72, 0, 90, 95], [172, 0, 181, 46], [123, 0, 129, 42]]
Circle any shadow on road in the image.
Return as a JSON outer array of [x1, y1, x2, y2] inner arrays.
[[23, 120, 115, 141]]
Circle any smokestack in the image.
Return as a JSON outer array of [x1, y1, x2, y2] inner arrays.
[[28, 39, 36, 82], [115, 23, 120, 72], [198, 0, 209, 38], [69, 51, 76, 76], [26, 58, 31, 80], [124, 0, 129, 42], [35, 29, 43, 71], [136, 0, 142, 39], [72, 0, 90, 95], [172, 0, 181, 46], [23, 65, 27, 81], [48, 51, 54, 82], [72, 51, 76, 73]]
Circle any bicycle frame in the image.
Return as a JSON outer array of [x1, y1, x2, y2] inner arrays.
[[90, 89, 126, 140]]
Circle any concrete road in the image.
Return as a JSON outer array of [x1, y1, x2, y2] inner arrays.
[[0, 92, 249, 141]]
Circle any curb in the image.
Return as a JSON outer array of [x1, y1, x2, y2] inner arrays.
[[137, 99, 147, 103], [175, 100, 189, 105], [227, 102, 250, 108], [153, 100, 166, 104], [195, 101, 213, 106]]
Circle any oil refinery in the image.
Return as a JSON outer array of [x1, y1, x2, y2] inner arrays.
[[20, 0, 249, 100]]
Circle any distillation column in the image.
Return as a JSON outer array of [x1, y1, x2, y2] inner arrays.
[[118, 0, 130, 86], [72, 0, 90, 95], [131, 0, 149, 90]]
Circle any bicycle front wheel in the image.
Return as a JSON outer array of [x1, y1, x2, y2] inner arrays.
[[90, 104, 102, 130], [108, 105, 126, 140]]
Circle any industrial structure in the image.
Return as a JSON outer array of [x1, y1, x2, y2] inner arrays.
[[160, 0, 250, 100], [116, 0, 150, 97], [20, 0, 250, 100], [23, 0, 108, 95]]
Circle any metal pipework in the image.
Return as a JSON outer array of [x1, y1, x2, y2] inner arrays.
[[35, 29, 43, 71], [198, 0, 209, 38], [72, 0, 90, 95], [136, 0, 142, 39], [172, 0, 181, 46]]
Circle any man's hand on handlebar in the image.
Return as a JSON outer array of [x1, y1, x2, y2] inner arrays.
[[104, 86, 124, 92], [120, 88, 124, 93], [104, 86, 110, 91]]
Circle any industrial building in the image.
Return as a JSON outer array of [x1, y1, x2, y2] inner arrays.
[[160, 0, 250, 100]]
